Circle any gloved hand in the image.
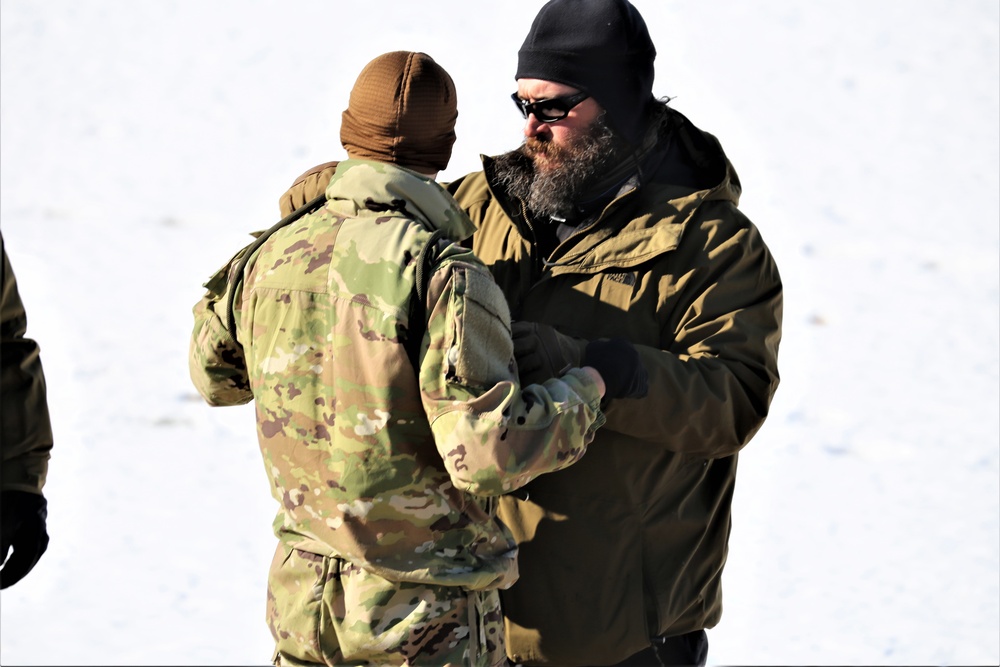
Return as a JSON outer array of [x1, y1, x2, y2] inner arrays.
[[511, 321, 588, 386], [1, 490, 49, 589], [583, 338, 649, 400]]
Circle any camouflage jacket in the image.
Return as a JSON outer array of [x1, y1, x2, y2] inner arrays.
[[1, 234, 53, 496], [189, 160, 604, 591]]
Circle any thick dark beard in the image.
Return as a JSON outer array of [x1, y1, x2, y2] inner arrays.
[[493, 114, 627, 221]]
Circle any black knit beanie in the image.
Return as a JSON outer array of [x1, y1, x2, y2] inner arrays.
[[516, 0, 656, 146]]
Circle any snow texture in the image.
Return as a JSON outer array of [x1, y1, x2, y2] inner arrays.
[[1, 1, 997, 665]]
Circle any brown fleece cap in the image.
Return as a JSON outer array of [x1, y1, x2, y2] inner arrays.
[[341, 51, 458, 173]]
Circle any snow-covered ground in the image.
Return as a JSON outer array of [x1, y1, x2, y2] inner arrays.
[[1, 1, 997, 665]]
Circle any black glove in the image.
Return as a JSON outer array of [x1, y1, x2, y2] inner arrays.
[[511, 321, 588, 386], [1, 490, 49, 589], [584, 338, 649, 400]]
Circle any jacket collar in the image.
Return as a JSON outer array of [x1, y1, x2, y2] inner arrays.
[[326, 159, 477, 243]]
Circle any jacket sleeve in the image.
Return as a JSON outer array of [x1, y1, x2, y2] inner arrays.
[[0, 238, 53, 495], [188, 245, 253, 407], [419, 252, 605, 497], [604, 204, 782, 458]]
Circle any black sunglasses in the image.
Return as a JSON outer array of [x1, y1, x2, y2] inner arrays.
[[510, 91, 590, 123]]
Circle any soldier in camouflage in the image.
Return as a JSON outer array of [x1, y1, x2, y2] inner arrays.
[[189, 52, 647, 666]]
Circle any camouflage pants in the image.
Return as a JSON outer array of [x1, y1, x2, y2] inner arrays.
[[267, 546, 507, 666]]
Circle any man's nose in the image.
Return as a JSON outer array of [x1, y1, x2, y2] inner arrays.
[[523, 113, 550, 139]]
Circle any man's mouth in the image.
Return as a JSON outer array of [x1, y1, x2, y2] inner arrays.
[[524, 138, 558, 170]]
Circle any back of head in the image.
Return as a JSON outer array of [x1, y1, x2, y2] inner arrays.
[[516, 0, 656, 145], [341, 51, 458, 174]]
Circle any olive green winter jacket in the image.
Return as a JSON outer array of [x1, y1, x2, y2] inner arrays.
[[445, 106, 782, 665]]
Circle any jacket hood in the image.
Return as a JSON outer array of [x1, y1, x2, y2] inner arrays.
[[326, 159, 477, 243], [653, 106, 741, 206]]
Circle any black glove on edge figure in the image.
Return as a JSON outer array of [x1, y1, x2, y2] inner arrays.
[[1, 490, 49, 589]]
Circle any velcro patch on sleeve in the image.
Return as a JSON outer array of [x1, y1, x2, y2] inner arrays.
[[451, 266, 514, 387]]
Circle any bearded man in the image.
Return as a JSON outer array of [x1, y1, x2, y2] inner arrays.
[[444, 1, 783, 665]]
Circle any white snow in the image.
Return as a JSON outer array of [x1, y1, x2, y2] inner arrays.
[[1, 1, 997, 665]]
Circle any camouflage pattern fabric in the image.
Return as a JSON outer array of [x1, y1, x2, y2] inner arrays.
[[189, 243, 254, 407], [267, 546, 504, 666], [189, 159, 604, 665]]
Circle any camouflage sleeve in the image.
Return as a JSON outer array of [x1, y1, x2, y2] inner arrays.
[[0, 238, 53, 495], [419, 252, 605, 497], [188, 245, 253, 407]]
